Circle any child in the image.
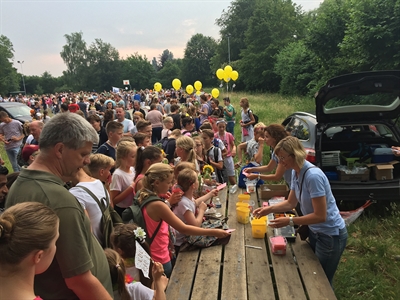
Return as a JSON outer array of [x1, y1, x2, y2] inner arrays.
[[175, 135, 199, 171], [239, 97, 256, 142], [133, 146, 163, 195], [161, 116, 173, 139], [236, 122, 267, 168], [201, 129, 225, 183], [83, 153, 115, 186], [133, 132, 151, 148], [134, 163, 230, 277], [215, 120, 237, 191], [0, 202, 59, 300], [96, 121, 124, 161], [193, 136, 206, 172], [105, 248, 167, 300], [173, 169, 218, 253], [110, 140, 137, 216]]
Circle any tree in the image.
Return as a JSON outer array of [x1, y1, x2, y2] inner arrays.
[[120, 53, 156, 90], [239, 0, 304, 91], [151, 57, 158, 71], [158, 49, 174, 70], [156, 59, 182, 88], [0, 35, 19, 95], [275, 41, 319, 95], [339, 0, 400, 71], [86, 39, 120, 91], [60, 32, 89, 90], [181, 34, 217, 86], [212, 0, 257, 69]]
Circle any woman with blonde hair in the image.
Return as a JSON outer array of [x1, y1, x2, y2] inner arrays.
[[175, 135, 199, 171], [253, 136, 347, 285], [0, 202, 59, 299], [110, 140, 137, 216], [161, 116, 173, 139]]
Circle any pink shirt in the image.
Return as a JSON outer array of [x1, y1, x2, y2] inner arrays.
[[142, 206, 170, 264], [215, 132, 234, 157], [145, 110, 163, 128]]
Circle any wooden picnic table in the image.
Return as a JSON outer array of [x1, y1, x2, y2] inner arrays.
[[166, 187, 337, 300]]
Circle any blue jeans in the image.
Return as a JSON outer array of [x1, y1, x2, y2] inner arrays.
[[226, 121, 235, 135], [6, 146, 21, 172], [163, 260, 172, 278], [308, 227, 348, 285]]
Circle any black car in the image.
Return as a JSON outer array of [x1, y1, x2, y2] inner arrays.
[[282, 70, 400, 203], [0, 102, 32, 124]]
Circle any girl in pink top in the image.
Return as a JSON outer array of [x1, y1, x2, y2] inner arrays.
[[136, 163, 231, 277], [133, 146, 163, 195], [215, 120, 237, 187]]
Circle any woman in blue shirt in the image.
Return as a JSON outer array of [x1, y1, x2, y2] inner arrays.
[[254, 136, 347, 286]]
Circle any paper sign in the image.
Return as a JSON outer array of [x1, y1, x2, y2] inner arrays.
[[242, 171, 250, 177], [135, 241, 151, 278], [217, 183, 227, 190], [123, 80, 130, 85]]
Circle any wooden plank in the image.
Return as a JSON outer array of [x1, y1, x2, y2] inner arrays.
[[191, 187, 227, 300], [267, 228, 307, 300], [221, 188, 247, 300], [191, 246, 222, 300], [291, 236, 337, 300], [166, 250, 200, 300], [245, 189, 275, 300]]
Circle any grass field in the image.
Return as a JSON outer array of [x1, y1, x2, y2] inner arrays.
[[1, 92, 399, 299]]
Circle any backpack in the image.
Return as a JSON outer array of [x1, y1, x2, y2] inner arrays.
[[76, 185, 123, 248], [122, 193, 165, 245], [248, 109, 259, 124], [206, 147, 227, 184]]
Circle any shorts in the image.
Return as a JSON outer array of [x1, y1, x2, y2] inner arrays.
[[224, 156, 235, 177]]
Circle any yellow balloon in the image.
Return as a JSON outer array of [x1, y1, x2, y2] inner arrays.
[[186, 84, 194, 94], [224, 65, 233, 76], [223, 73, 231, 82], [196, 90, 201, 95], [194, 80, 202, 91], [154, 82, 162, 92], [172, 78, 181, 90], [211, 88, 219, 98], [216, 69, 224, 80], [231, 70, 239, 81]]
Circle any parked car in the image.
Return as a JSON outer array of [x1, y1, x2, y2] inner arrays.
[[282, 70, 400, 203], [0, 102, 32, 124]]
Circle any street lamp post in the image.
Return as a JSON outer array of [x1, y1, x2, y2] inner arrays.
[[17, 60, 26, 95], [227, 33, 231, 64]]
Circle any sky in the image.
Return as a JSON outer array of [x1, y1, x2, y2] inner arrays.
[[1, 0, 323, 77]]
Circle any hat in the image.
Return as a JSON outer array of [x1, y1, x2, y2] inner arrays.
[[21, 144, 39, 163]]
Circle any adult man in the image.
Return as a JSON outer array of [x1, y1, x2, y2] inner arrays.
[[68, 97, 80, 113], [0, 111, 24, 171], [78, 96, 88, 118], [115, 106, 134, 137], [6, 113, 113, 299], [0, 165, 9, 211], [169, 104, 181, 130], [26, 121, 44, 145], [133, 100, 146, 118]]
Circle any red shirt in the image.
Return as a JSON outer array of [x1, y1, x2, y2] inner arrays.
[[68, 103, 80, 113]]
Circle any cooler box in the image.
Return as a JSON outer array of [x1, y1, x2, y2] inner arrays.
[[372, 148, 395, 163]]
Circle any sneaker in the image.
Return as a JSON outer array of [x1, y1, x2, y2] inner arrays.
[[229, 184, 238, 194]]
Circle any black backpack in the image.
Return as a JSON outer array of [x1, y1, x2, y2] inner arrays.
[[248, 109, 259, 124], [76, 184, 123, 248], [122, 192, 165, 245]]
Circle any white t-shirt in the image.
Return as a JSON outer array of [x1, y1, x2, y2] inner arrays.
[[161, 128, 171, 139], [69, 180, 109, 246], [173, 196, 196, 246], [113, 282, 154, 300], [110, 167, 136, 208], [115, 118, 134, 133]]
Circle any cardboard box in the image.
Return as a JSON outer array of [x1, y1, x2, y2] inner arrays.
[[339, 169, 370, 182], [366, 161, 399, 181], [260, 184, 289, 200]]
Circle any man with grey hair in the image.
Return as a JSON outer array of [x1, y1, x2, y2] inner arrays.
[[6, 112, 113, 299]]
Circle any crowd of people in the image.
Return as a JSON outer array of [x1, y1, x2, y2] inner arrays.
[[2, 86, 387, 298]]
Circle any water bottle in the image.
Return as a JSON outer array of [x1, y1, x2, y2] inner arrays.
[[215, 197, 222, 218]]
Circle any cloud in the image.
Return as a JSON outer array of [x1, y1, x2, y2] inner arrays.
[[182, 19, 197, 27]]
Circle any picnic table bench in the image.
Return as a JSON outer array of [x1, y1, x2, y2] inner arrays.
[[166, 187, 337, 300]]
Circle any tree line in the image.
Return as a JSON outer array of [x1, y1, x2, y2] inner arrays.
[[0, 0, 398, 97]]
